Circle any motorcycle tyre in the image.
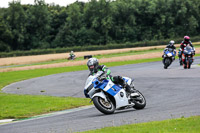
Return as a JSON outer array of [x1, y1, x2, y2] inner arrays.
[[183, 60, 187, 69], [187, 61, 191, 69], [133, 90, 146, 110], [179, 60, 183, 66], [93, 96, 115, 114], [163, 58, 171, 69]]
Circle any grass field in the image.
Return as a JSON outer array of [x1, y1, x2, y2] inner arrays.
[[1, 48, 200, 72], [2, 44, 200, 68], [80, 116, 200, 133], [1, 49, 160, 68], [1, 42, 200, 67], [0, 93, 91, 119]]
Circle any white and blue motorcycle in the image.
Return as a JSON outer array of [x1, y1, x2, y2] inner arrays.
[[162, 48, 176, 69], [84, 71, 146, 114]]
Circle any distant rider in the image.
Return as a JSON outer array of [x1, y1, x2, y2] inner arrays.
[[69, 51, 75, 60], [162, 40, 176, 60], [84, 57, 138, 98], [179, 36, 195, 67]]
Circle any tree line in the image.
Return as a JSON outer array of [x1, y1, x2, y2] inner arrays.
[[0, 0, 200, 52]]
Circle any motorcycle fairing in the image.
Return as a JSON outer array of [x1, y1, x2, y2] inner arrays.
[[93, 78, 121, 96], [164, 49, 175, 57], [114, 89, 129, 109], [106, 85, 121, 96], [92, 78, 130, 109]]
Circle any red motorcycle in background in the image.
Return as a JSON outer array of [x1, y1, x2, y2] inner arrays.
[[183, 45, 195, 69]]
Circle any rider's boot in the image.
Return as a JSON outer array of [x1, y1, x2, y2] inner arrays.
[[123, 83, 139, 98]]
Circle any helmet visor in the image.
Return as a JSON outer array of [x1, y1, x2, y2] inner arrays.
[[89, 65, 95, 72], [185, 39, 189, 42]]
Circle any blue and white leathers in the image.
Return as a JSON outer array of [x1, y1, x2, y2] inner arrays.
[[84, 71, 134, 110]]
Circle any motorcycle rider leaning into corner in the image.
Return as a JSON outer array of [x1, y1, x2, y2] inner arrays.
[[162, 40, 176, 60], [84, 57, 139, 98], [180, 36, 195, 65]]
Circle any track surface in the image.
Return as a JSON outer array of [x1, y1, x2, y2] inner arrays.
[[1, 57, 200, 133]]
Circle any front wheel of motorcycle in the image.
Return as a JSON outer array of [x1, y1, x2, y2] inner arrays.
[[132, 90, 146, 110], [187, 61, 191, 69], [93, 96, 115, 114]]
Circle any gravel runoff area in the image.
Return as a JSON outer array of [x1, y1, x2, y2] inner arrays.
[[0, 43, 199, 72]]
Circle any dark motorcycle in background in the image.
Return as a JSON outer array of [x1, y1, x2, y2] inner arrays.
[[183, 45, 195, 69], [162, 48, 176, 69]]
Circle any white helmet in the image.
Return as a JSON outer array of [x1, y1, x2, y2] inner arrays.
[[87, 58, 99, 73], [169, 40, 175, 46]]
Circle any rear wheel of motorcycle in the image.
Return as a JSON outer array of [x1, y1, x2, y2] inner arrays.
[[133, 91, 146, 110], [93, 96, 115, 114], [183, 60, 187, 69]]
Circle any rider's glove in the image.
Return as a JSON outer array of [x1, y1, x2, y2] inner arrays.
[[98, 75, 106, 81], [97, 72, 106, 81]]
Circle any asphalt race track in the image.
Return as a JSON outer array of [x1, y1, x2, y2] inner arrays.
[[1, 57, 200, 133]]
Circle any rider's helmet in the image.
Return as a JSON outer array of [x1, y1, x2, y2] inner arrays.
[[169, 40, 175, 46], [70, 51, 74, 54], [87, 58, 99, 73], [184, 36, 190, 42]]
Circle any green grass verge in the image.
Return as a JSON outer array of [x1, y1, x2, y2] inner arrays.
[[80, 116, 200, 133], [0, 93, 91, 119]]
